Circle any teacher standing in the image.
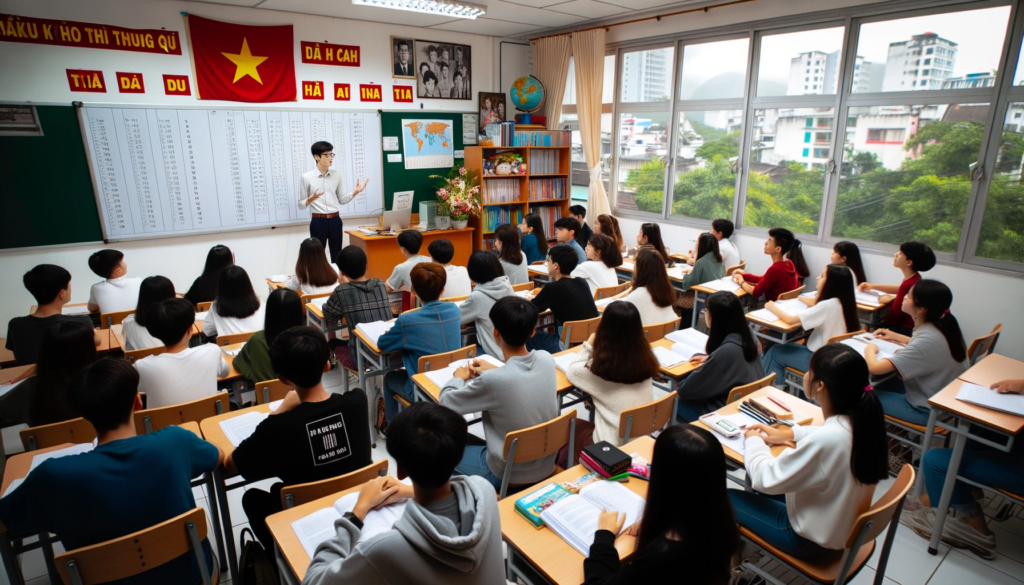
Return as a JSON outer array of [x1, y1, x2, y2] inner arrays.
[[299, 141, 369, 263]]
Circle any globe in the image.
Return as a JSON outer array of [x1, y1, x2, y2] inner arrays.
[[509, 75, 546, 114]]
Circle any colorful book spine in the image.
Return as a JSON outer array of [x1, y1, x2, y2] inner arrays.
[[529, 150, 559, 174], [513, 482, 573, 528], [513, 130, 570, 147], [529, 178, 566, 201], [529, 205, 562, 236], [484, 207, 523, 233], [484, 179, 520, 204]]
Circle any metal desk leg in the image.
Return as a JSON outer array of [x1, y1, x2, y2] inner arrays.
[[914, 408, 940, 497], [927, 418, 970, 555], [204, 474, 227, 573], [691, 292, 702, 329], [213, 468, 240, 582], [0, 534, 24, 585]]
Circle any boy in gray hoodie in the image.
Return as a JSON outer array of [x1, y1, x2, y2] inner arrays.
[[459, 251, 514, 357], [303, 401, 505, 584]]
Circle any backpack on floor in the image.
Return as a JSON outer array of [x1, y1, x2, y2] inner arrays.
[[237, 527, 279, 585]]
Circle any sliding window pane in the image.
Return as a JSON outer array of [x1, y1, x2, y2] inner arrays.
[[680, 38, 749, 100], [744, 108, 834, 234], [832, 104, 987, 253], [670, 110, 742, 221], [757, 27, 845, 96], [975, 103, 1024, 263], [617, 111, 670, 213], [560, 112, 615, 204], [564, 54, 616, 106], [853, 6, 1010, 93], [621, 47, 674, 103]]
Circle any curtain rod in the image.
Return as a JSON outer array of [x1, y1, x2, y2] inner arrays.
[[529, 0, 759, 42]]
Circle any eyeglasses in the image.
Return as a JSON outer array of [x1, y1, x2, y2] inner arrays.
[[319, 153, 336, 159]]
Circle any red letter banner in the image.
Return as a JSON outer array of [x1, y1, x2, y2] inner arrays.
[[334, 83, 350, 101], [0, 13, 181, 54], [302, 81, 324, 100], [393, 85, 413, 103], [66, 69, 106, 92], [300, 41, 360, 67], [359, 84, 382, 102], [116, 72, 145, 93], [163, 74, 191, 96]]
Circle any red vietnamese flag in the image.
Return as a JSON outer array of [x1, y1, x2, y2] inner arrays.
[[185, 14, 295, 102]]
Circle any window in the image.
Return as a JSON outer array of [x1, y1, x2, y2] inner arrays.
[[758, 26, 844, 96], [804, 132, 811, 142], [803, 148, 810, 157], [865, 128, 906, 143], [561, 54, 616, 204], [621, 47, 674, 103], [679, 38, 748, 99], [817, 117, 833, 127], [666, 110, 744, 221], [618, 111, 670, 214], [975, 103, 1024, 263], [814, 148, 830, 158]]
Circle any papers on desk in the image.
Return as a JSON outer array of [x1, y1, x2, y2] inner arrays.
[[652, 346, 687, 368], [29, 443, 94, 473], [2, 478, 24, 498], [665, 328, 709, 360], [666, 265, 690, 280], [357, 228, 379, 235], [219, 411, 269, 447], [554, 352, 581, 374], [195, 311, 208, 322], [841, 333, 901, 361], [310, 297, 329, 310], [355, 320, 395, 347], [956, 382, 1024, 416], [269, 399, 284, 412], [594, 297, 616, 308], [269, 275, 289, 284], [221, 342, 246, 357], [619, 261, 634, 271], [423, 355, 505, 388], [748, 299, 808, 323], [709, 413, 760, 455], [539, 480, 646, 556], [514, 290, 536, 301], [0, 378, 27, 399], [62, 305, 91, 315], [701, 277, 741, 293], [854, 291, 887, 307]]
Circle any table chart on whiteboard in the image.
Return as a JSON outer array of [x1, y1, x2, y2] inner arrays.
[[80, 107, 383, 240]]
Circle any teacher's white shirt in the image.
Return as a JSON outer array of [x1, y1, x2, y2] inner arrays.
[[299, 168, 358, 215]]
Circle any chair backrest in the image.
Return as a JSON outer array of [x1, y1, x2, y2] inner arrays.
[[827, 329, 866, 344], [847, 464, 915, 546], [124, 345, 166, 365], [560, 316, 602, 347], [20, 417, 96, 452], [133, 392, 230, 435], [776, 285, 806, 301], [511, 282, 534, 292], [726, 260, 746, 276], [530, 260, 546, 266], [254, 379, 291, 405], [439, 294, 469, 303], [56, 507, 212, 585], [218, 330, 255, 346], [418, 345, 477, 373], [500, 410, 577, 498], [281, 459, 389, 509], [619, 392, 677, 440], [967, 323, 1002, 365], [594, 282, 629, 301], [727, 373, 776, 404], [642, 318, 681, 342], [101, 309, 135, 329], [196, 301, 213, 312]]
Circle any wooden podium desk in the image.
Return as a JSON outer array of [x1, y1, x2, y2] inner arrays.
[[347, 227, 474, 281]]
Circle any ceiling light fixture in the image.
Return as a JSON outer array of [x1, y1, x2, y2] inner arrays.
[[351, 0, 487, 20]]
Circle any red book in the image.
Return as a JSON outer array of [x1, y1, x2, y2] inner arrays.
[[579, 452, 611, 478], [186, 15, 295, 102]]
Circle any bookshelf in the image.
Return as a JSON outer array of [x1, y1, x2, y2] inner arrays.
[[465, 138, 571, 252]]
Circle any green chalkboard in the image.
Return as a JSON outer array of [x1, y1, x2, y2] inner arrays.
[[380, 111, 471, 210], [0, 106, 103, 250]]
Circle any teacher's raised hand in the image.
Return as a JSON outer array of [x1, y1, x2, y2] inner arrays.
[[353, 178, 370, 196]]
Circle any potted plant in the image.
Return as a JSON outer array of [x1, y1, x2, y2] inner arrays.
[[431, 165, 481, 230]]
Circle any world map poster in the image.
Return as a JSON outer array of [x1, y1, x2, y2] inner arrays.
[[401, 118, 455, 170]]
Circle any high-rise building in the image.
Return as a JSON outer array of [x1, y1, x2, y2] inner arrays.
[[942, 72, 995, 89], [621, 49, 669, 102], [851, 56, 873, 92], [787, 50, 839, 95], [881, 32, 958, 92]]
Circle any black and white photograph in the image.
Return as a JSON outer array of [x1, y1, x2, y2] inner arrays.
[[391, 36, 416, 79], [479, 92, 505, 133], [414, 40, 471, 99]]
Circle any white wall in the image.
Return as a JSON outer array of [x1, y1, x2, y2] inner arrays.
[[614, 216, 1024, 361]]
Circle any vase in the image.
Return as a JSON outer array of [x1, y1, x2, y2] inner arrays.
[[453, 219, 469, 230], [435, 215, 452, 230]]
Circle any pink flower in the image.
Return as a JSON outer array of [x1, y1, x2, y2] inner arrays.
[[438, 188, 448, 197], [456, 180, 465, 189], [458, 167, 467, 176]]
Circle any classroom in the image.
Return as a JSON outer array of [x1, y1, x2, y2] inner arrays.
[[1, 0, 1024, 584]]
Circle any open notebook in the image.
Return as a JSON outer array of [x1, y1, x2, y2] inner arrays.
[[221, 342, 247, 357], [956, 382, 1024, 416], [310, 297, 329, 310], [539, 480, 646, 556], [355, 320, 396, 347], [748, 299, 809, 323], [218, 400, 284, 448], [701, 277, 741, 293], [664, 328, 710, 361], [554, 352, 581, 374], [292, 479, 412, 558], [840, 333, 902, 361], [423, 355, 504, 388]]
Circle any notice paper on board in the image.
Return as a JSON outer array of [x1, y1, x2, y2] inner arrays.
[[393, 191, 414, 212], [387, 154, 402, 163], [383, 136, 399, 151]]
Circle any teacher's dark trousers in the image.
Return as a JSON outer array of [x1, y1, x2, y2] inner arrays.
[[310, 214, 343, 263]]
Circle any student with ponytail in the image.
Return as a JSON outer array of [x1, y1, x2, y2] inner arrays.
[[730, 344, 889, 558], [519, 213, 549, 265], [863, 279, 968, 425], [831, 241, 867, 286], [732, 228, 809, 301], [571, 233, 623, 296], [636, 223, 674, 266]]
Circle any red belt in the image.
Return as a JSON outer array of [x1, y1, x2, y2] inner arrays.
[[312, 212, 339, 219]]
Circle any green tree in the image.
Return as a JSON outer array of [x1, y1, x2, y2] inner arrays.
[[672, 155, 735, 220], [624, 158, 666, 214]]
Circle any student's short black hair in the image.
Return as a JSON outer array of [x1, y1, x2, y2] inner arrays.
[[335, 245, 368, 279], [269, 326, 329, 389], [467, 250, 504, 284], [311, 141, 333, 157], [427, 238, 455, 264], [410, 262, 446, 302], [900, 241, 936, 272], [568, 205, 586, 218], [422, 70, 438, 85], [145, 298, 196, 347], [490, 296, 538, 347], [23, 264, 72, 304], [69, 359, 139, 432], [711, 219, 734, 239], [88, 249, 124, 279], [387, 402, 467, 489], [397, 229, 424, 254], [553, 216, 581, 236], [547, 243, 580, 274]]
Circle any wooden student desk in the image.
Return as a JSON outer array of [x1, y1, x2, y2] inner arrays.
[[0, 365, 35, 385], [347, 227, 474, 282], [745, 310, 806, 345], [690, 282, 749, 329]]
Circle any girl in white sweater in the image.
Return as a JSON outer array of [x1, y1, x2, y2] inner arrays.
[[730, 343, 889, 557], [622, 249, 679, 326], [285, 238, 340, 295], [571, 233, 622, 296]]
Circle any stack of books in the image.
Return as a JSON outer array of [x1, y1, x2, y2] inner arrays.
[[484, 178, 520, 204], [513, 130, 571, 147], [529, 178, 566, 200], [529, 150, 559, 174]]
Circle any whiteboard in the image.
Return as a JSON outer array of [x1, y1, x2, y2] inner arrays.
[[79, 106, 383, 241]]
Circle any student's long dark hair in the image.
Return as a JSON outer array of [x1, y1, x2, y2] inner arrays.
[[807, 344, 889, 485], [295, 238, 339, 288], [134, 275, 175, 327], [30, 320, 99, 426], [768, 228, 809, 278], [188, 245, 234, 304], [588, 302, 661, 384], [910, 279, 967, 363], [695, 232, 722, 264], [834, 241, 867, 284], [636, 425, 738, 581], [494, 224, 524, 266], [817, 265, 860, 333], [587, 233, 623, 269], [705, 291, 759, 362], [523, 213, 549, 257], [640, 223, 674, 266], [631, 249, 675, 309], [215, 266, 261, 319], [265, 289, 306, 347], [596, 214, 624, 252]]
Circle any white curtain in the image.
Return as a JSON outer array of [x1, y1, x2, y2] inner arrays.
[[529, 35, 572, 130], [571, 28, 611, 217]]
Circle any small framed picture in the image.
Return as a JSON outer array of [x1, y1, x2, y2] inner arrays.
[[392, 36, 416, 79], [479, 92, 506, 134], [414, 40, 471, 99]]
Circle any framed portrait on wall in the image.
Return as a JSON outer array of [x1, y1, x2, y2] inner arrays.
[[478, 92, 505, 134], [391, 36, 416, 79], [413, 40, 471, 99]]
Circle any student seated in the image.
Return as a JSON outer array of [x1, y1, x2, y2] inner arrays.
[[137, 298, 230, 408], [494, 223, 529, 285], [86, 249, 143, 314], [859, 241, 935, 336], [122, 275, 175, 351], [675, 291, 765, 422], [730, 344, 889, 558], [202, 265, 265, 337], [862, 279, 968, 426], [428, 238, 471, 298], [6, 264, 100, 366], [571, 233, 623, 296], [385, 230, 431, 292], [22, 320, 100, 426], [519, 213, 549, 265], [303, 402, 504, 584], [441, 296, 558, 489], [459, 251, 513, 358], [286, 237, 341, 295], [227, 326, 371, 550], [569, 204, 593, 247], [378, 263, 461, 426], [831, 241, 867, 288], [0, 359, 221, 584], [732, 227, 809, 302], [553, 216, 587, 264], [561, 301, 658, 465], [635, 223, 674, 266], [677, 233, 726, 320], [585, 425, 739, 584], [621, 249, 678, 326], [233, 288, 306, 386], [323, 246, 395, 371], [595, 214, 625, 254], [711, 218, 740, 270], [527, 244, 599, 354], [184, 245, 234, 307], [761, 265, 860, 386]]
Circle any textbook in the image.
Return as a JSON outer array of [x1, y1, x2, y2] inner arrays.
[[423, 354, 505, 388], [291, 482, 410, 559], [956, 381, 1024, 416], [553, 351, 580, 374], [539, 480, 646, 556], [666, 265, 689, 280], [748, 299, 809, 323], [652, 346, 687, 368], [355, 320, 396, 347], [514, 482, 573, 528], [219, 401, 284, 447], [841, 333, 902, 361], [664, 328, 709, 360]]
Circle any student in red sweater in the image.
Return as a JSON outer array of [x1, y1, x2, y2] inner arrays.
[[858, 241, 935, 336], [731, 228, 809, 302]]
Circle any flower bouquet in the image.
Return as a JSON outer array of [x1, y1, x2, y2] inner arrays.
[[431, 165, 482, 229]]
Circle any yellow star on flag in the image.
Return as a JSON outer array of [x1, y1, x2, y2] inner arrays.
[[222, 38, 268, 84]]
